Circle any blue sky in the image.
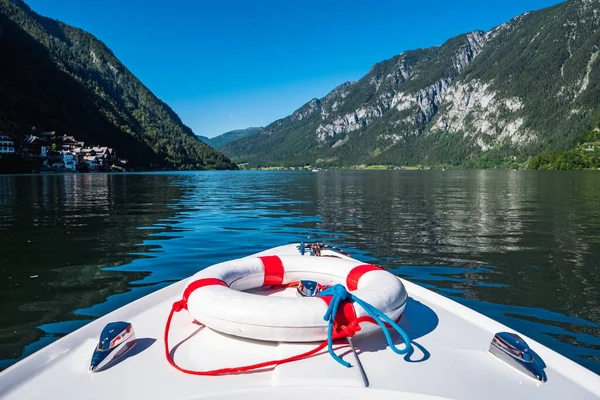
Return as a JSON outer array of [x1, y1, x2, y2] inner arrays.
[[27, 0, 562, 137]]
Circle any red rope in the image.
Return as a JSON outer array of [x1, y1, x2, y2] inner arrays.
[[164, 301, 330, 375], [164, 291, 403, 375]]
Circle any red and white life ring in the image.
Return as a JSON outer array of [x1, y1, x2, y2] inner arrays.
[[179, 255, 408, 342]]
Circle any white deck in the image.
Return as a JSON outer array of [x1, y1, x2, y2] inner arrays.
[[1, 245, 599, 399]]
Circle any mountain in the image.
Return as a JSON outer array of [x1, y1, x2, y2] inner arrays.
[[200, 127, 262, 149], [222, 0, 600, 168], [0, 0, 235, 170]]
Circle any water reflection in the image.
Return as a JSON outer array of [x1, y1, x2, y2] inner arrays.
[[0, 170, 599, 374], [0, 174, 184, 367], [307, 171, 600, 371]]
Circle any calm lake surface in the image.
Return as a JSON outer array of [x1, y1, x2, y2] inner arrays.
[[0, 171, 599, 373]]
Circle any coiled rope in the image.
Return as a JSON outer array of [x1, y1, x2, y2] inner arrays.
[[319, 284, 411, 367]]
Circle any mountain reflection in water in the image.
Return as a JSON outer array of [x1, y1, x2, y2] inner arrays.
[[0, 171, 598, 373]]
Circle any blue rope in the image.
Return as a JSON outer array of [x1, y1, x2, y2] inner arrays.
[[318, 284, 412, 367]]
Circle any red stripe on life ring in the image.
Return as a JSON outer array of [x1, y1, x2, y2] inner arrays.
[[183, 278, 228, 304], [318, 296, 357, 327], [346, 264, 383, 291], [258, 255, 284, 286]]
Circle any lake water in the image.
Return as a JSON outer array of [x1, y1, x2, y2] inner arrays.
[[0, 171, 599, 374]]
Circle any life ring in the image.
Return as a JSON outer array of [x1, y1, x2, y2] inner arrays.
[[179, 255, 408, 342]]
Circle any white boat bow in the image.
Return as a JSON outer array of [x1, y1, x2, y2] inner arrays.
[[0, 244, 598, 399]]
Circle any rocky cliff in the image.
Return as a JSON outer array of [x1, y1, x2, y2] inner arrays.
[[223, 0, 600, 168]]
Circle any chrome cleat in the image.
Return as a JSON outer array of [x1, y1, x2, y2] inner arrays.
[[296, 280, 324, 297], [90, 321, 136, 372], [489, 332, 547, 382]]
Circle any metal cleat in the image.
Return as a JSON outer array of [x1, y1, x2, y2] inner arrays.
[[90, 322, 136, 372]]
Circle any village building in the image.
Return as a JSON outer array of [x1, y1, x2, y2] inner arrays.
[[0, 133, 15, 154], [582, 142, 599, 151], [22, 135, 48, 157], [5, 130, 122, 172], [80, 146, 115, 169], [84, 155, 101, 170], [60, 151, 77, 171], [59, 135, 84, 151]]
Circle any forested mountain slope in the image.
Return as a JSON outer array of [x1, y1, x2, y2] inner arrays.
[[223, 0, 600, 168], [201, 127, 262, 149], [0, 0, 235, 169]]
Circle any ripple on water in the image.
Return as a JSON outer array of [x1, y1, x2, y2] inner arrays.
[[0, 170, 599, 375]]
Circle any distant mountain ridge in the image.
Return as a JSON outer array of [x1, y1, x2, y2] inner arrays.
[[222, 0, 600, 168], [199, 127, 262, 149], [0, 0, 236, 169]]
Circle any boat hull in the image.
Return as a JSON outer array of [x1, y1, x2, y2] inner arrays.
[[1, 244, 598, 399]]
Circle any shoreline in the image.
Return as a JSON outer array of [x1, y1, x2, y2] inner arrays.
[[4, 168, 600, 176]]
